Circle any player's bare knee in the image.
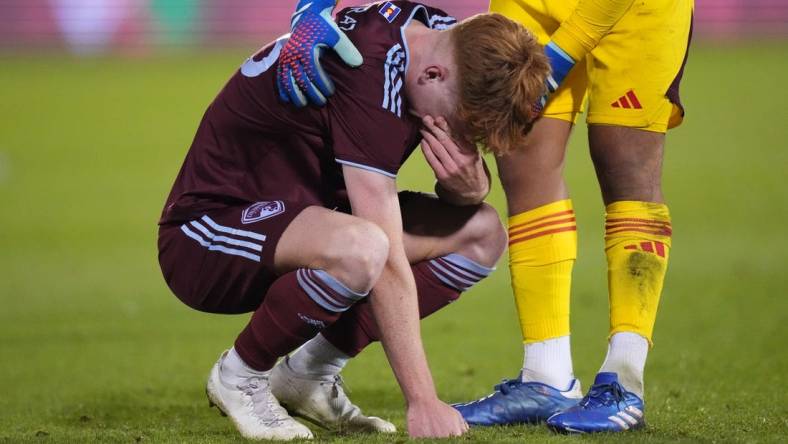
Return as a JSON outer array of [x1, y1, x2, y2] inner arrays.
[[344, 221, 389, 292], [458, 203, 507, 267], [590, 126, 665, 203], [327, 220, 389, 293], [496, 153, 568, 214], [596, 164, 663, 203]]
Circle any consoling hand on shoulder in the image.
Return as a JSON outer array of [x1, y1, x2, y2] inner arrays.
[[277, 0, 363, 107]]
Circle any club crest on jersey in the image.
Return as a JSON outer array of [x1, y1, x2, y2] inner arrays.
[[379, 2, 401, 23], [242, 201, 285, 224]]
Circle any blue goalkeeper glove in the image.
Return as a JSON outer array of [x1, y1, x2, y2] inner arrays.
[[277, 0, 363, 107], [535, 41, 577, 112]]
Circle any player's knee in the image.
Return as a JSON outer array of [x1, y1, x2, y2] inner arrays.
[[590, 126, 665, 203], [596, 164, 663, 203], [497, 158, 567, 214], [328, 220, 389, 293], [459, 203, 507, 267]]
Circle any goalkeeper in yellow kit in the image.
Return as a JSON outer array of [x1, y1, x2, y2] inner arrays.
[[452, 0, 693, 433], [277, 0, 693, 434]]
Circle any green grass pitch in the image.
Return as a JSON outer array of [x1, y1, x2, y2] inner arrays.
[[0, 43, 786, 443]]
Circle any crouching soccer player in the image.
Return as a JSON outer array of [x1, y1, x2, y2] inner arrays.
[[158, 2, 549, 440]]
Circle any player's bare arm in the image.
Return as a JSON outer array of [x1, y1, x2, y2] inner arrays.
[[343, 165, 469, 437]]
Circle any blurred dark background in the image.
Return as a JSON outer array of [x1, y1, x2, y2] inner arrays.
[[1, 0, 786, 54]]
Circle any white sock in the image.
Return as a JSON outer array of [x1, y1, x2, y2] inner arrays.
[[221, 347, 269, 387], [287, 333, 350, 377], [598, 332, 648, 398], [521, 335, 575, 390]]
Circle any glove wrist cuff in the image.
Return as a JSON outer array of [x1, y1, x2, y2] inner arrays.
[[545, 41, 576, 86]]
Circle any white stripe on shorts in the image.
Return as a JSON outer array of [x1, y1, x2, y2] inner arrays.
[[200, 215, 267, 241], [189, 220, 262, 252], [180, 225, 261, 262]]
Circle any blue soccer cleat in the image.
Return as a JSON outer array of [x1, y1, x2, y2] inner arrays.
[[547, 372, 645, 434], [453, 375, 582, 426]]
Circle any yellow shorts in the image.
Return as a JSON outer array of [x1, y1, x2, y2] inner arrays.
[[490, 0, 694, 132]]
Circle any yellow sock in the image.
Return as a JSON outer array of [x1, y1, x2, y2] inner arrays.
[[605, 201, 672, 345], [508, 200, 577, 343]]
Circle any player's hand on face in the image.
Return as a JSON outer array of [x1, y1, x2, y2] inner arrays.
[[277, 0, 364, 107], [407, 398, 469, 438], [420, 115, 489, 205]]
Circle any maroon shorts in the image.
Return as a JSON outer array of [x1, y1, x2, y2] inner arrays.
[[158, 200, 310, 314], [158, 192, 468, 317]]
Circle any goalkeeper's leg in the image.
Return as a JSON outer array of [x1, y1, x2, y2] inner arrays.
[[452, 118, 584, 427], [546, 126, 671, 434], [498, 117, 578, 390], [590, 125, 671, 398]]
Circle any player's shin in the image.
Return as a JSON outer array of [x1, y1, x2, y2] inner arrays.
[[508, 199, 577, 390], [234, 268, 367, 372], [602, 201, 672, 397]]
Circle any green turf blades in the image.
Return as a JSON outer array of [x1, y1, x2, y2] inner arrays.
[[0, 45, 787, 442]]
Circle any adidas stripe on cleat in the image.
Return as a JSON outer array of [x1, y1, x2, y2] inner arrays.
[[546, 372, 645, 434], [608, 405, 644, 430]]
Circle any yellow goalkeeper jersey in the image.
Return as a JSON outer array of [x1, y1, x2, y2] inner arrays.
[[490, 0, 693, 132]]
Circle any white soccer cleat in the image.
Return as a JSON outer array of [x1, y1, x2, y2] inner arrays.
[[270, 357, 396, 434], [206, 351, 314, 441]]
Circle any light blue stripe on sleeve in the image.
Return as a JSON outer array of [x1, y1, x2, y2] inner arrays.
[[336, 159, 397, 178]]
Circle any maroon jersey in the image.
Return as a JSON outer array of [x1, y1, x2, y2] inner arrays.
[[160, 1, 457, 225]]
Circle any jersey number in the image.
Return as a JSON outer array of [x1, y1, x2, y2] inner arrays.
[[241, 36, 287, 78]]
